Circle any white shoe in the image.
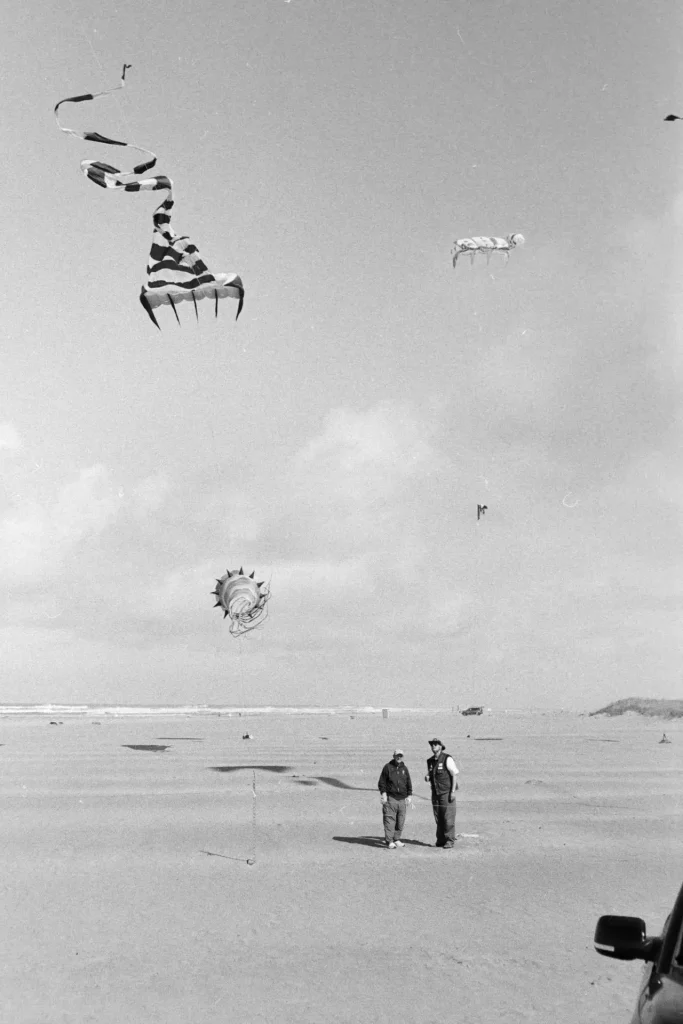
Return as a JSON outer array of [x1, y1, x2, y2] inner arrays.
[[394, 840, 405, 847], [387, 842, 396, 849]]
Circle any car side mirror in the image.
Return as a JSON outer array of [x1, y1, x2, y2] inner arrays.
[[594, 916, 660, 962]]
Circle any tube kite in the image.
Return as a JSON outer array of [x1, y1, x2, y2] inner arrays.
[[452, 234, 524, 268], [212, 568, 270, 636], [55, 65, 244, 328]]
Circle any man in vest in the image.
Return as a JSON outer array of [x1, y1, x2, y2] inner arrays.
[[425, 738, 459, 849], [377, 748, 413, 849]]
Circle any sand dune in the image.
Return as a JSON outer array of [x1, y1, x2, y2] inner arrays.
[[1, 711, 681, 1023], [591, 697, 683, 719]]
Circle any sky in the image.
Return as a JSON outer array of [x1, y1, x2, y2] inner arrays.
[[1, 0, 682, 709]]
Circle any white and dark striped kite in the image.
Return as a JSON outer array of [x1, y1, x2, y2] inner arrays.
[[212, 568, 270, 636], [452, 234, 524, 268], [55, 65, 244, 328]]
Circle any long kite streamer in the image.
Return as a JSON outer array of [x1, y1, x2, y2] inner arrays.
[[55, 65, 244, 328], [452, 234, 524, 268]]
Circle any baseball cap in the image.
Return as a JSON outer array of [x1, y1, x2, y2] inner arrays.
[[393, 748, 404, 756]]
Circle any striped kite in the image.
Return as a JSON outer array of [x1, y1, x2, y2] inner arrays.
[[212, 568, 270, 636], [452, 234, 524, 268], [55, 65, 244, 328]]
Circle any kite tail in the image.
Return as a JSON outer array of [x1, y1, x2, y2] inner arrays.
[[55, 63, 168, 193], [57, 64, 244, 327]]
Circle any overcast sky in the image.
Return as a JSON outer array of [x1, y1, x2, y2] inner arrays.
[[1, 0, 682, 708]]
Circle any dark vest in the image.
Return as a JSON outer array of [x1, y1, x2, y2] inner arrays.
[[427, 750, 452, 796]]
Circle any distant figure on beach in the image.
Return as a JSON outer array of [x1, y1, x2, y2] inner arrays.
[[242, 733, 253, 740], [425, 738, 459, 849], [659, 733, 671, 744], [378, 748, 413, 849]]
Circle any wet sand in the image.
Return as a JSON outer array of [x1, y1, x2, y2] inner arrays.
[[1, 711, 681, 1023]]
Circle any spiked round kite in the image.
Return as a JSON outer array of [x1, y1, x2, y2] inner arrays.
[[212, 568, 270, 636], [55, 64, 244, 328]]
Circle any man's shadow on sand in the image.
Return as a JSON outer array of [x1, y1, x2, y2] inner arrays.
[[333, 836, 433, 849]]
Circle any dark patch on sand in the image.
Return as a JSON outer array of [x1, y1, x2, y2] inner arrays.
[[295, 780, 318, 786], [313, 776, 376, 792], [585, 738, 619, 742], [333, 835, 433, 849], [208, 765, 290, 774], [123, 744, 169, 752], [474, 737, 503, 741]]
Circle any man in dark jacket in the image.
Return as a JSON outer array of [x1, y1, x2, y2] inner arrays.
[[377, 748, 413, 849], [425, 738, 459, 849]]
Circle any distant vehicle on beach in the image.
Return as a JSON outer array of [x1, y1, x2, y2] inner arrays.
[[461, 706, 484, 717], [594, 882, 683, 1022]]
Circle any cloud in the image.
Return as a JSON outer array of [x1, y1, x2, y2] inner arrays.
[[295, 402, 443, 479], [131, 472, 171, 518], [0, 423, 21, 452], [0, 464, 120, 583], [281, 402, 447, 558]]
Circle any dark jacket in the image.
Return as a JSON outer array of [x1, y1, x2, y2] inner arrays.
[[427, 750, 454, 797], [378, 759, 413, 799]]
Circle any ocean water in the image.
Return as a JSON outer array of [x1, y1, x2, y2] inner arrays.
[[0, 704, 463, 717]]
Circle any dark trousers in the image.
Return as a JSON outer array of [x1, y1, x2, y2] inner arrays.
[[382, 796, 406, 842], [432, 793, 456, 847]]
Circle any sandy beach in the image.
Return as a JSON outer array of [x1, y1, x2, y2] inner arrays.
[[2, 710, 681, 1023]]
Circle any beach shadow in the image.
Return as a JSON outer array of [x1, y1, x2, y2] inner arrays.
[[313, 776, 376, 792], [208, 765, 290, 773], [333, 835, 389, 848], [474, 737, 503, 741], [294, 779, 318, 786], [585, 738, 620, 743], [333, 836, 434, 850], [123, 744, 169, 752], [200, 850, 252, 864]]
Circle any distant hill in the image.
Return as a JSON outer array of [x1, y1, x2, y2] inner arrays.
[[590, 698, 683, 719]]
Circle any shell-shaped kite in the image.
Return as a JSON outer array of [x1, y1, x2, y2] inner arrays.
[[211, 568, 270, 636], [452, 234, 525, 268], [55, 64, 244, 328]]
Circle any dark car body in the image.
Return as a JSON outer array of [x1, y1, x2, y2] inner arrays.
[[461, 706, 484, 716], [594, 883, 683, 1023]]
